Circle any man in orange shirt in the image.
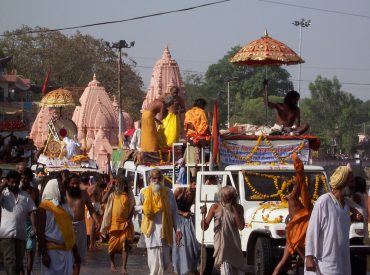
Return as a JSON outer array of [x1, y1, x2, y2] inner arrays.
[[184, 98, 211, 145]]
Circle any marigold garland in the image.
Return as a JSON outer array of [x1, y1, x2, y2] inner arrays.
[[245, 171, 328, 227], [222, 134, 305, 164]]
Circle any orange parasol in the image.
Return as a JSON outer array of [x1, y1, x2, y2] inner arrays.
[[40, 88, 76, 108], [230, 30, 304, 123]]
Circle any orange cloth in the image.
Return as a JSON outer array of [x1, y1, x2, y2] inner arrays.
[[184, 106, 210, 143], [108, 193, 134, 253], [286, 208, 310, 255], [292, 153, 311, 210], [141, 110, 159, 152], [39, 200, 75, 250], [286, 153, 311, 255]]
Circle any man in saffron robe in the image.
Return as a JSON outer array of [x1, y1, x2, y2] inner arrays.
[[100, 176, 135, 273], [184, 98, 211, 176], [137, 169, 182, 275], [37, 179, 80, 275], [273, 153, 311, 275], [141, 96, 175, 152], [184, 98, 211, 145]]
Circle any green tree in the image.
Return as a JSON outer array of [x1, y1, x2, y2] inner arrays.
[[184, 46, 294, 126], [301, 76, 363, 153], [0, 25, 144, 121]]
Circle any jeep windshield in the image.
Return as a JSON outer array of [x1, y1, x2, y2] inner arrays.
[[242, 171, 328, 201]]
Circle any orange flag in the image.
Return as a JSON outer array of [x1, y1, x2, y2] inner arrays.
[[41, 69, 51, 94]]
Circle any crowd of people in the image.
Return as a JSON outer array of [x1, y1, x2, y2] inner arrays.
[[1, 157, 369, 275], [0, 86, 368, 275], [0, 135, 35, 165]]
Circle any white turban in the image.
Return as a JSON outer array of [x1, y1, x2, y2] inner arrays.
[[42, 179, 61, 206], [329, 166, 351, 189]]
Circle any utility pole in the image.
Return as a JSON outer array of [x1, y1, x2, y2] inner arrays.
[[292, 18, 311, 93], [109, 40, 135, 147]]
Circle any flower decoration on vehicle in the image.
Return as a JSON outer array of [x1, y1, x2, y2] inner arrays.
[[244, 171, 328, 227], [221, 134, 305, 164]]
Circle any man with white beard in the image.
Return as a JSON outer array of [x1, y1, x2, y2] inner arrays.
[[138, 169, 182, 275]]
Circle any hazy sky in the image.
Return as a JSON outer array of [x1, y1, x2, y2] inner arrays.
[[1, 0, 370, 100]]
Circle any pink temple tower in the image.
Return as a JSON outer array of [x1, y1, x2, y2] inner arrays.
[[141, 46, 185, 111], [72, 74, 120, 146]]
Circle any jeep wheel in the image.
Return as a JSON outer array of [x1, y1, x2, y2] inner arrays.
[[254, 236, 273, 275]]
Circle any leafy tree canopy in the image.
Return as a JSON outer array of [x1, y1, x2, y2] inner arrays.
[[0, 25, 144, 120]]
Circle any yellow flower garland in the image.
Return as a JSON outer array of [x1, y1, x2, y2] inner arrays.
[[245, 171, 328, 226], [222, 134, 305, 164]]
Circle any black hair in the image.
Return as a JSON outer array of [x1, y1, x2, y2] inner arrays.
[[102, 174, 110, 182], [22, 167, 34, 180], [67, 186, 82, 198], [115, 175, 129, 194], [354, 176, 367, 194], [6, 171, 21, 182], [81, 174, 90, 184], [284, 90, 300, 104], [193, 98, 207, 109]]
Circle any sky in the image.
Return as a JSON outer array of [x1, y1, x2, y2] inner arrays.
[[1, 0, 370, 100]]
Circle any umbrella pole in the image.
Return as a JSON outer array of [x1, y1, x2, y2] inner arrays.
[[264, 66, 268, 125]]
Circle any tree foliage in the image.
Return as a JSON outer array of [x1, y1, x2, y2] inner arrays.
[[0, 25, 144, 121], [184, 46, 294, 127], [301, 76, 366, 153]]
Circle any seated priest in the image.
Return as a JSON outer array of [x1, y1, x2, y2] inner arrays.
[[266, 90, 309, 135]]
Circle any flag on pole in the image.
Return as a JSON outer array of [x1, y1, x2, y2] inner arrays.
[[211, 101, 219, 163], [41, 69, 51, 94]]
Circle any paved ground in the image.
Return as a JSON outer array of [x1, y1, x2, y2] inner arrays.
[[0, 243, 174, 275]]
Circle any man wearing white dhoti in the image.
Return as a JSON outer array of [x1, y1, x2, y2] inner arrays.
[[138, 169, 182, 275], [36, 179, 80, 275], [305, 165, 352, 275]]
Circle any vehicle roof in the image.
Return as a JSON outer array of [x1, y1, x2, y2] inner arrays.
[[123, 161, 174, 172], [45, 167, 100, 173], [225, 164, 325, 172]]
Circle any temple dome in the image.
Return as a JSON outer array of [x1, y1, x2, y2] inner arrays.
[[141, 46, 186, 111], [72, 74, 119, 146]]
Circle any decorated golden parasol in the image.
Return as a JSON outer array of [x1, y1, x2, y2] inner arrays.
[[230, 30, 304, 123], [40, 88, 76, 108]]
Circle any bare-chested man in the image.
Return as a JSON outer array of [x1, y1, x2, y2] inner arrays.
[[21, 168, 40, 275], [164, 86, 185, 115], [266, 90, 309, 135], [272, 153, 311, 275], [172, 179, 199, 275], [65, 174, 100, 275]]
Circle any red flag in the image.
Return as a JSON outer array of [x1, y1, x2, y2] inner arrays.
[[41, 69, 51, 94], [211, 101, 219, 162]]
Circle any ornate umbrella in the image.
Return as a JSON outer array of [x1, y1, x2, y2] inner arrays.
[[230, 30, 304, 123], [40, 88, 76, 108]]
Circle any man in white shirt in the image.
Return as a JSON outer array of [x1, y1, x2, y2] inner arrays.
[[129, 122, 141, 151], [138, 169, 182, 275], [0, 171, 37, 275], [305, 165, 352, 275]]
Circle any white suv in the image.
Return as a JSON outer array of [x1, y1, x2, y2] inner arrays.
[[194, 164, 329, 274]]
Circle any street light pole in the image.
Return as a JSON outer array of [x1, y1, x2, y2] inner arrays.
[[227, 81, 230, 129], [110, 40, 135, 147], [292, 18, 311, 93]]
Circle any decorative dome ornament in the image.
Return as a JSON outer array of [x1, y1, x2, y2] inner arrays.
[[230, 30, 304, 124], [230, 29, 304, 66], [40, 88, 76, 108]]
